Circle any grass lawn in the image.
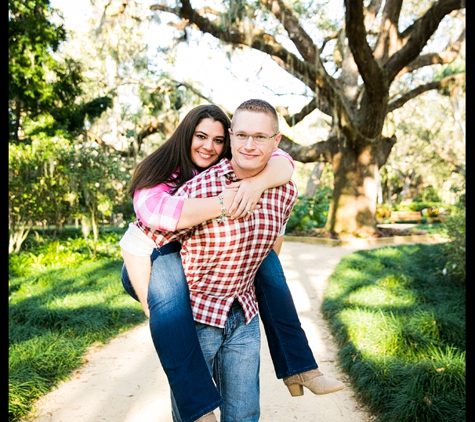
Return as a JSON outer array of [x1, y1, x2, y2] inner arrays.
[[9, 228, 465, 422], [9, 231, 146, 422], [322, 243, 465, 422]]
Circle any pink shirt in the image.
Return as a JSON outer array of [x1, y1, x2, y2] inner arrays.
[[133, 148, 294, 231], [137, 158, 298, 328]]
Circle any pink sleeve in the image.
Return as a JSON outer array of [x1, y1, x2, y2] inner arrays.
[[133, 183, 185, 231], [271, 148, 295, 169]]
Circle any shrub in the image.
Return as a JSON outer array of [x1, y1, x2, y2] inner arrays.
[[413, 185, 441, 202], [442, 207, 465, 282], [287, 187, 332, 232], [376, 204, 391, 222]]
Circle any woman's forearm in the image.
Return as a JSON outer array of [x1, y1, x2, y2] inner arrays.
[[176, 196, 223, 230]]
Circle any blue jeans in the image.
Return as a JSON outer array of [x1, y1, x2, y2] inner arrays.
[[172, 302, 261, 422], [122, 243, 223, 422], [255, 249, 317, 378], [122, 246, 316, 422]]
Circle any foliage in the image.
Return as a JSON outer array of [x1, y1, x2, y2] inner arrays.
[[287, 187, 332, 233], [9, 137, 72, 253], [8, 0, 92, 142], [9, 138, 131, 254], [414, 185, 441, 203], [376, 204, 391, 222], [386, 89, 465, 206], [441, 206, 466, 282], [63, 143, 131, 254], [322, 244, 465, 422], [8, 230, 144, 422]]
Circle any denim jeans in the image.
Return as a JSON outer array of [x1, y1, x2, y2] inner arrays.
[[255, 249, 317, 378], [121, 243, 223, 422], [172, 302, 261, 422], [121, 246, 316, 422]]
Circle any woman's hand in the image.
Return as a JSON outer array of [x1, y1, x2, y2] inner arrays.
[[226, 179, 263, 220]]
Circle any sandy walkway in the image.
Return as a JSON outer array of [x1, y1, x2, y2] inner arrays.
[[23, 240, 396, 422]]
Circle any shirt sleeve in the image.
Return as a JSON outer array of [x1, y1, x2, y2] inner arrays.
[[271, 148, 295, 169], [277, 223, 287, 237], [133, 183, 185, 232]]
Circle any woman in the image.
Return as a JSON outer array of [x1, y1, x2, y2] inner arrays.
[[120, 104, 344, 422]]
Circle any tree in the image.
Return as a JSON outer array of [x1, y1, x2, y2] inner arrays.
[[55, 0, 206, 161], [64, 144, 130, 256], [8, 0, 112, 143], [384, 87, 465, 205], [8, 0, 122, 253], [9, 137, 72, 253], [148, 0, 465, 236]]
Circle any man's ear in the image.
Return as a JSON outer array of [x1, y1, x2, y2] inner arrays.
[[273, 133, 282, 150]]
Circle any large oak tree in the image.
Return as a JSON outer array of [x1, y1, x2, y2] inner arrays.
[[148, 0, 465, 237]]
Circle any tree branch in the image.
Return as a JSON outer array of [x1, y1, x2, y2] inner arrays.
[[386, 0, 465, 81], [396, 28, 465, 77], [262, 0, 319, 64], [387, 73, 465, 112], [344, 0, 386, 98], [278, 135, 335, 163], [373, 0, 403, 63]]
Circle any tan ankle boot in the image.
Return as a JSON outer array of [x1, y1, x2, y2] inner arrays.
[[283, 368, 345, 396], [195, 411, 217, 422]]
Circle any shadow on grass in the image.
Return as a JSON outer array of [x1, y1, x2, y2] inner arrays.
[[321, 243, 465, 422], [9, 258, 147, 422]]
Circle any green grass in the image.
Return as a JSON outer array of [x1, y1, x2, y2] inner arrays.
[[322, 244, 465, 422], [9, 230, 465, 422], [9, 231, 146, 422]]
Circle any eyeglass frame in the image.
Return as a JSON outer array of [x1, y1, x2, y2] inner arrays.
[[229, 129, 280, 145]]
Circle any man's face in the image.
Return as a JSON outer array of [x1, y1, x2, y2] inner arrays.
[[229, 110, 281, 178]]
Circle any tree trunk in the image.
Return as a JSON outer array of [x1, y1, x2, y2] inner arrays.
[[325, 143, 379, 236], [305, 162, 325, 198]]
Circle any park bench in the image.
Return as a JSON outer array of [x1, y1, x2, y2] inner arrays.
[[390, 211, 422, 224]]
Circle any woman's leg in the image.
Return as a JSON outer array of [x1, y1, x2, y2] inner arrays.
[[255, 249, 345, 396], [121, 247, 222, 422], [254, 249, 317, 379], [121, 250, 151, 317]]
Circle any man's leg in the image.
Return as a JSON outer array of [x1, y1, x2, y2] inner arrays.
[[171, 319, 225, 422], [214, 301, 261, 422]]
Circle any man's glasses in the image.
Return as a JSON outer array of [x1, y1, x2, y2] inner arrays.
[[230, 130, 279, 145]]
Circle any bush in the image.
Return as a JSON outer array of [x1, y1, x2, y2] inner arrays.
[[442, 207, 466, 282], [413, 185, 441, 202], [287, 187, 332, 233], [376, 204, 391, 222]]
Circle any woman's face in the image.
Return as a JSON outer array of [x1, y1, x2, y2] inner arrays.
[[190, 118, 227, 168]]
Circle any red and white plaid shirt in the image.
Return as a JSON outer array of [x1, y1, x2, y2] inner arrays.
[[138, 158, 298, 328]]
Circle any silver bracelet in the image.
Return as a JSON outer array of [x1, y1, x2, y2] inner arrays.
[[216, 194, 227, 223]]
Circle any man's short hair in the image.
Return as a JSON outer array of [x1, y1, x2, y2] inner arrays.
[[232, 99, 279, 133]]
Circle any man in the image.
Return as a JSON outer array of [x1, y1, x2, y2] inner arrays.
[[153, 99, 297, 421], [147, 99, 344, 422]]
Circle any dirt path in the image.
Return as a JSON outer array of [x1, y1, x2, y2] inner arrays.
[[23, 240, 392, 422]]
